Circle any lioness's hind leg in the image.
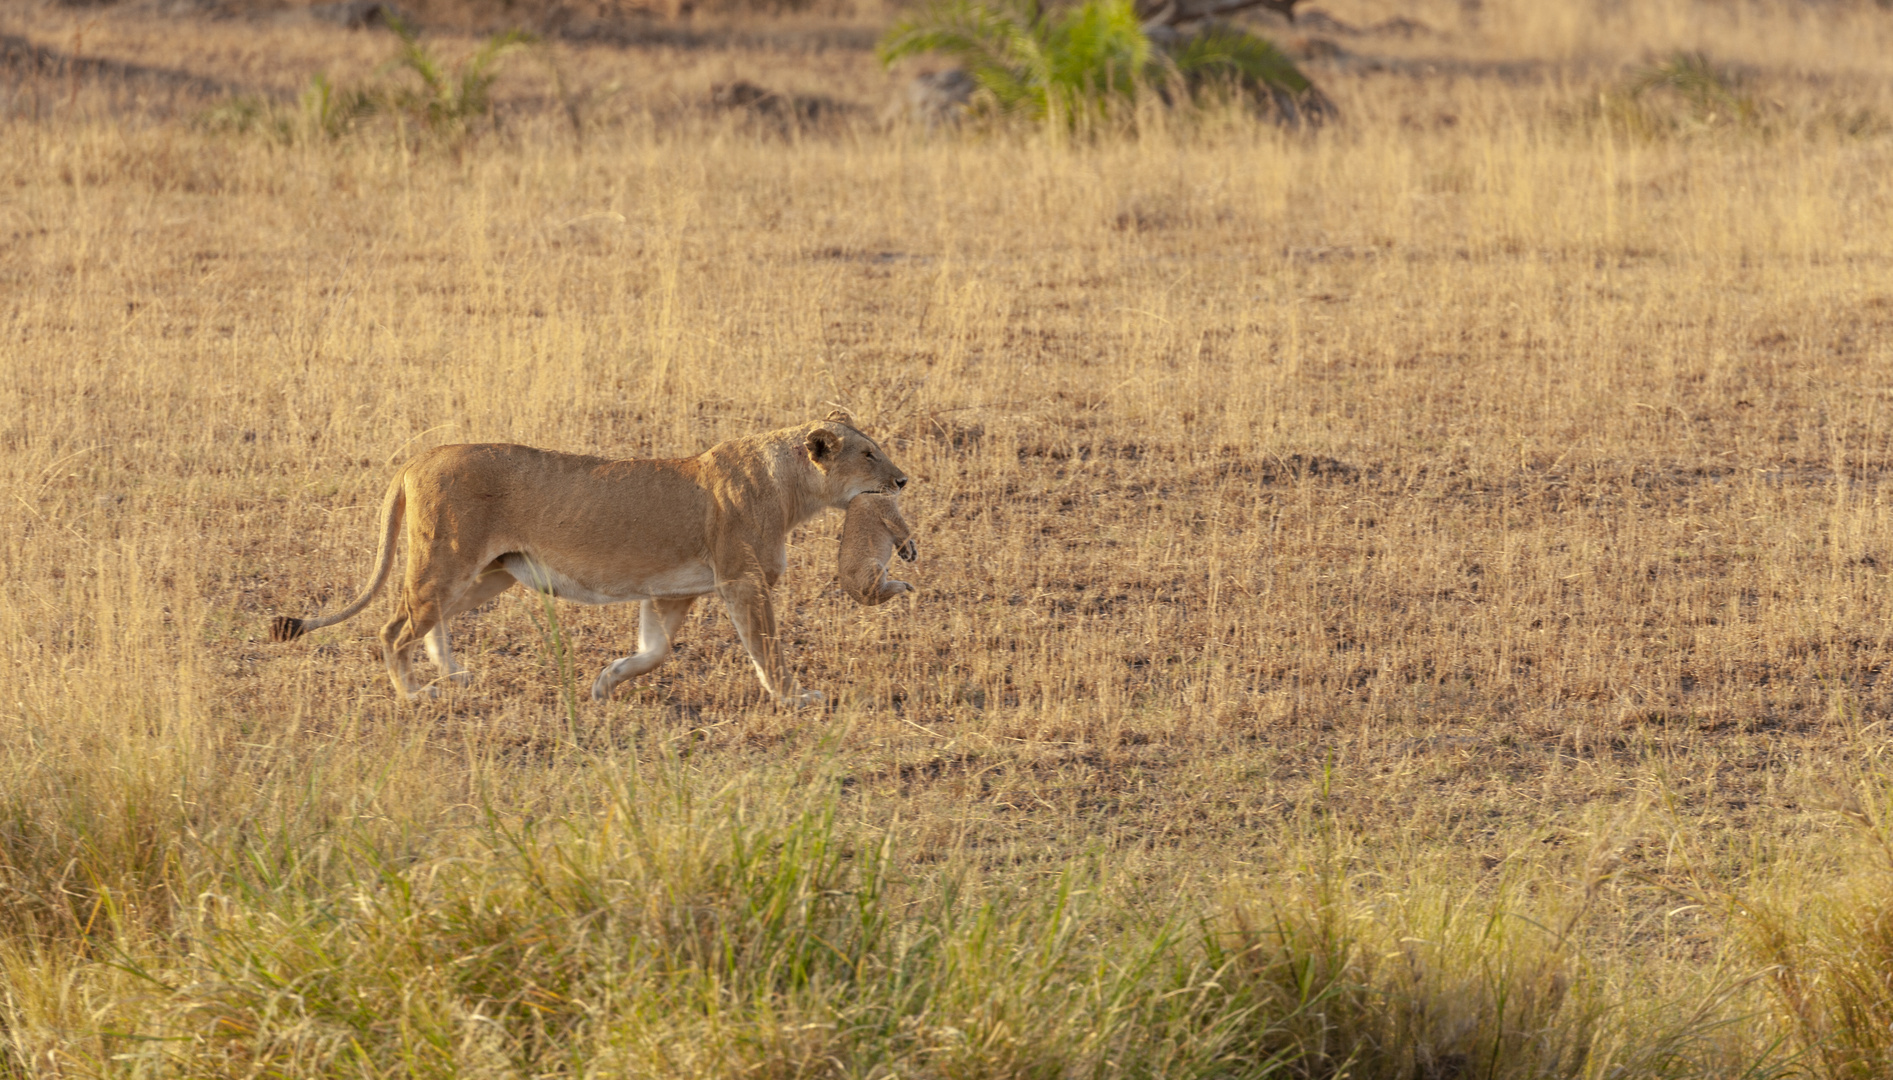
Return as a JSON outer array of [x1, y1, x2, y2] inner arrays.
[[423, 625, 469, 686], [423, 566, 517, 688], [591, 596, 697, 702], [382, 598, 445, 700], [449, 562, 519, 620], [379, 608, 425, 699]]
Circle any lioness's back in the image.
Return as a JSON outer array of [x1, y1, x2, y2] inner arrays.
[[404, 443, 711, 552]]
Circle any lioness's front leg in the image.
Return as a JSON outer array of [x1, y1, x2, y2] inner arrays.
[[591, 596, 696, 701], [715, 576, 822, 708]]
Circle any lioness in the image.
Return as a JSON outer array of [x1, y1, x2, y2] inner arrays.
[[269, 411, 908, 705], [839, 493, 917, 606]]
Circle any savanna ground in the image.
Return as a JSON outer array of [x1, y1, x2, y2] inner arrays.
[[4, 0, 1893, 1075]]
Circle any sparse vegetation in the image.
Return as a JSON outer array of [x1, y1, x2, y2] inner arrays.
[[5, 0, 1893, 1075], [1605, 49, 1762, 135], [298, 70, 382, 138], [200, 21, 536, 145]]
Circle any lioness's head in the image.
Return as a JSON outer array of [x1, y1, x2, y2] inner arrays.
[[806, 409, 908, 506]]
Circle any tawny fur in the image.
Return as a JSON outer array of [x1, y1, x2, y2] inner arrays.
[[268, 411, 907, 706], [839, 494, 917, 606]]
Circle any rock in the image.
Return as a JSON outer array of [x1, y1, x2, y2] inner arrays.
[[711, 80, 775, 110], [711, 80, 855, 128], [902, 69, 976, 129], [308, 1, 406, 30], [1285, 35, 1346, 61]]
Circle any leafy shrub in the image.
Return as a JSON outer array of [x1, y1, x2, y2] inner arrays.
[[1158, 19, 1328, 122], [878, 0, 1327, 128]]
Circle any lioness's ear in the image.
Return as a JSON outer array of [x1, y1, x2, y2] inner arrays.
[[823, 408, 857, 428], [806, 427, 840, 465]]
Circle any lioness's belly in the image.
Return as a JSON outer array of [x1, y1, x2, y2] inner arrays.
[[499, 553, 715, 605]]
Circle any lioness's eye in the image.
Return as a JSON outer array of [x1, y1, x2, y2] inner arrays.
[[865, 451, 877, 461]]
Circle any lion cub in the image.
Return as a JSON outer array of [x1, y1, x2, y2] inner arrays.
[[839, 493, 917, 606]]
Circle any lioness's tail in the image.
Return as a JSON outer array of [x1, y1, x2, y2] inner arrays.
[[269, 471, 408, 643]]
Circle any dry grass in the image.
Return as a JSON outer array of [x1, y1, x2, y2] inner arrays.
[[3, 0, 1893, 1074]]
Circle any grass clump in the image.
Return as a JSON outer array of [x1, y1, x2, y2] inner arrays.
[[1596, 50, 1764, 137], [1626, 51, 1755, 125], [1739, 781, 1893, 1079], [0, 755, 1773, 1078]]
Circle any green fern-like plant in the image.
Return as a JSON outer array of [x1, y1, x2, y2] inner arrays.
[[1162, 22, 1306, 97], [879, 0, 1147, 123], [1042, 0, 1151, 120], [881, 0, 1049, 119], [386, 18, 538, 137], [301, 72, 380, 140], [879, 0, 1321, 127]]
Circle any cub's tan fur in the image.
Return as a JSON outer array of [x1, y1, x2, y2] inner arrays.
[[839, 494, 917, 606], [270, 411, 907, 705]]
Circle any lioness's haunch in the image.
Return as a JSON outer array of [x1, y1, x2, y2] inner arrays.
[[269, 411, 908, 705], [839, 493, 917, 606]]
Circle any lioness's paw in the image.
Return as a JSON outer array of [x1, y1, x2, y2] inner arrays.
[[590, 673, 615, 702]]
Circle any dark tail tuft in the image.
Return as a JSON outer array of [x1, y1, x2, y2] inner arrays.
[[898, 540, 918, 563], [270, 616, 307, 642]]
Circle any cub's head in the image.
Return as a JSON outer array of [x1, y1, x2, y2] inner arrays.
[[805, 409, 908, 506]]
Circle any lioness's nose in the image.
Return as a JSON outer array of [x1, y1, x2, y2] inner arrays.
[[895, 476, 908, 489]]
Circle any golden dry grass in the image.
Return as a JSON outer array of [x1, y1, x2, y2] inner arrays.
[[4, 0, 1893, 1074]]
